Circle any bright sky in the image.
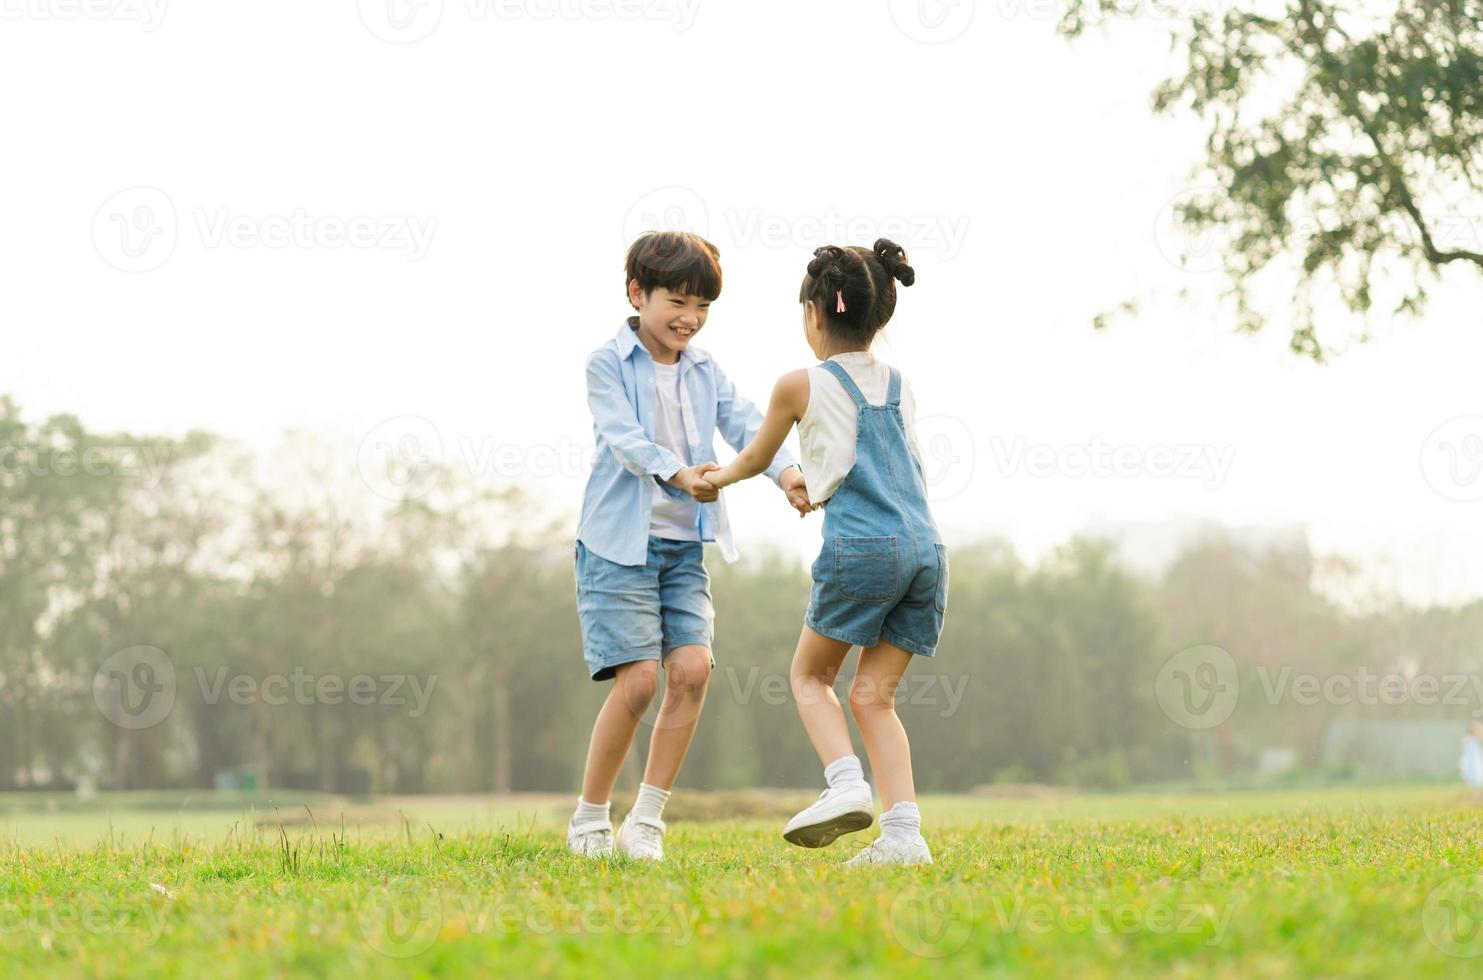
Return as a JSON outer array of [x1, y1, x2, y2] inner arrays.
[[3, 0, 1482, 606]]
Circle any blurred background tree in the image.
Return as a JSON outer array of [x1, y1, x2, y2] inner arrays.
[[1064, 0, 1483, 359]]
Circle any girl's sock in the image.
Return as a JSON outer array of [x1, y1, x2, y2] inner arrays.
[[631, 783, 672, 822], [879, 801, 922, 841], [574, 797, 611, 825], [824, 754, 866, 788]]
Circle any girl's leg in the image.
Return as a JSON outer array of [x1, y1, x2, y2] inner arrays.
[[849, 641, 916, 809], [642, 645, 712, 789], [579, 659, 660, 804], [790, 626, 856, 765]]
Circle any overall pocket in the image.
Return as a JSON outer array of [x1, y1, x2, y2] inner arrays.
[[833, 536, 899, 603], [933, 544, 950, 614]]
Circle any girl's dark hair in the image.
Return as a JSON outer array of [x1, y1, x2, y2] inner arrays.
[[798, 238, 915, 344], [625, 231, 723, 307]]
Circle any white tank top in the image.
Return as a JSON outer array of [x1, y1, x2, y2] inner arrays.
[[797, 352, 922, 506]]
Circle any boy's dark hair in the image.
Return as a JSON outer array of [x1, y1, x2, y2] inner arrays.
[[799, 238, 915, 345], [625, 231, 723, 308]]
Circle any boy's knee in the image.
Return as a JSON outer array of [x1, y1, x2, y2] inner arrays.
[[614, 660, 661, 713], [664, 646, 711, 697]]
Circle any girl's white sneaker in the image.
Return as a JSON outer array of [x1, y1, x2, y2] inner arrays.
[[782, 782, 875, 848], [843, 833, 933, 867], [567, 818, 614, 857], [616, 814, 666, 861]]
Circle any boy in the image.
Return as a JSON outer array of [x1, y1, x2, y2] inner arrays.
[[570, 231, 808, 860]]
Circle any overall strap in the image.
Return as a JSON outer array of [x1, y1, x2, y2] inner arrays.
[[820, 359, 869, 408], [886, 368, 902, 407]]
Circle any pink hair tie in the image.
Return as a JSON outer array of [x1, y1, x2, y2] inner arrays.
[[835, 290, 846, 313]]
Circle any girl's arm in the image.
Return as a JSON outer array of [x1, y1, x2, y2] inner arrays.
[[706, 370, 809, 489]]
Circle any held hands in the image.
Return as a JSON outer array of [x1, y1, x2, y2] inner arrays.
[[676, 463, 817, 519], [779, 466, 817, 519], [670, 463, 722, 503]]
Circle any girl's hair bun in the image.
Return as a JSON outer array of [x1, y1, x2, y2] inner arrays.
[[873, 238, 915, 287]]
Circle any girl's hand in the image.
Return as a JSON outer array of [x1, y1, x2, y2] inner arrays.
[[703, 465, 735, 490]]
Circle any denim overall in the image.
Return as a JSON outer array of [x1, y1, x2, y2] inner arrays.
[[804, 361, 949, 656]]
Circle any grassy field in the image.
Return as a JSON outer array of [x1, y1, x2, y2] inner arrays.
[[3, 785, 1483, 977]]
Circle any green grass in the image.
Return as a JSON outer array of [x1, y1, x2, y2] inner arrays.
[[3, 786, 1483, 977]]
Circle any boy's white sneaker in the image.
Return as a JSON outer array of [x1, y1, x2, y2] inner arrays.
[[567, 818, 614, 857], [782, 782, 874, 848], [843, 833, 933, 867], [616, 814, 666, 861]]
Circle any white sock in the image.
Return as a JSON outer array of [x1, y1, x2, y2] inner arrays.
[[573, 797, 610, 826], [631, 782, 671, 822], [879, 801, 921, 841], [824, 754, 866, 789]]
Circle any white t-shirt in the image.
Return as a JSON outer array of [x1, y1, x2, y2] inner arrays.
[[649, 359, 702, 541], [797, 351, 922, 506]]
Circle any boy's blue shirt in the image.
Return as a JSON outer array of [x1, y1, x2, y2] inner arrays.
[[578, 319, 800, 567]]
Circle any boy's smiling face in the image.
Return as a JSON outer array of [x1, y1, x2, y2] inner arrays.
[[629, 281, 709, 363]]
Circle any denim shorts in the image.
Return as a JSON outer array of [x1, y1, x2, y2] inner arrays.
[[575, 536, 716, 682], [804, 537, 948, 657]]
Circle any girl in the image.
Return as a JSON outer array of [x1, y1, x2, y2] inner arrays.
[[705, 239, 947, 866]]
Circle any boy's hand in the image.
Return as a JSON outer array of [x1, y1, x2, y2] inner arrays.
[[669, 463, 721, 503], [780, 466, 816, 518]]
